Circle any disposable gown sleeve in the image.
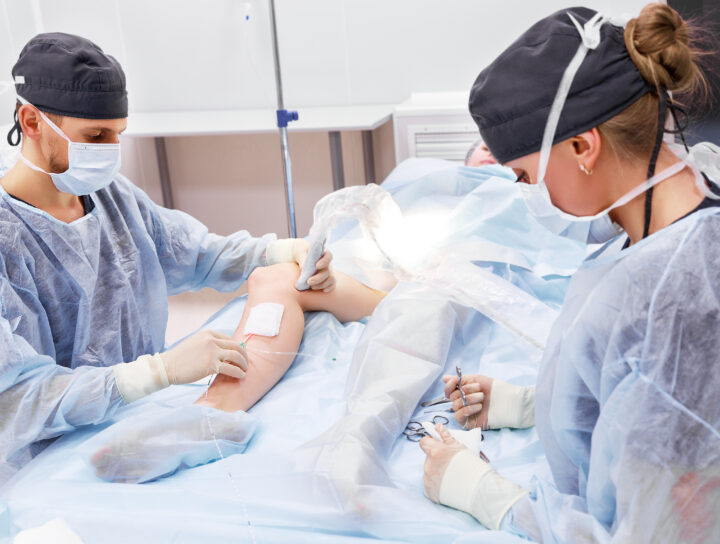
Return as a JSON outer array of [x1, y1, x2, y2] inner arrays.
[[130, 183, 275, 294], [504, 408, 720, 544], [0, 314, 122, 480], [503, 286, 720, 543]]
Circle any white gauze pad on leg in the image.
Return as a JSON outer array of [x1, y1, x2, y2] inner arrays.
[[243, 303, 285, 337]]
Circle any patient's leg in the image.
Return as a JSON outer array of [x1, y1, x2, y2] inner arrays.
[[89, 264, 383, 482], [195, 263, 385, 413]]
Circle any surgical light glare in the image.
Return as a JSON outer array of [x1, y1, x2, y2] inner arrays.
[[373, 209, 450, 274]]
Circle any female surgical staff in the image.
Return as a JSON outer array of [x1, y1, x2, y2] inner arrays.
[[420, 4, 720, 542], [0, 33, 335, 483]]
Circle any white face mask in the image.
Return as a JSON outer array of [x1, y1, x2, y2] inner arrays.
[[17, 96, 121, 196], [521, 160, 689, 244]]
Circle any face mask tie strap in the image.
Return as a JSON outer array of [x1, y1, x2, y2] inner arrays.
[[666, 100, 720, 200], [684, 143, 720, 200], [16, 95, 72, 144], [642, 88, 668, 239], [667, 99, 690, 152], [537, 12, 605, 185], [7, 110, 21, 147]]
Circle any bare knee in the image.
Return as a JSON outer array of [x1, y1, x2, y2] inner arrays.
[[248, 263, 300, 297]]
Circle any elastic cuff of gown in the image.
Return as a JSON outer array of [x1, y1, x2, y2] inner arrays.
[[501, 494, 540, 541], [487, 381, 535, 429], [265, 238, 296, 265], [491, 488, 530, 533], [112, 353, 169, 404]]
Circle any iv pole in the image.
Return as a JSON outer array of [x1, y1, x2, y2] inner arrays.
[[267, 0, 299, 238]]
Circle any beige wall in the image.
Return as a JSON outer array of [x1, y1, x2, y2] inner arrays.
[[120, 121, 396, 238], [121, 120, 396, 344]]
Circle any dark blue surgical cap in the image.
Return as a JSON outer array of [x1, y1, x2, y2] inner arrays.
[[12, 32, 128, 119], [469, 7, 653, 164]]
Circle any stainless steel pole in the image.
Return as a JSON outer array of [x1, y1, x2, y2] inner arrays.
[[268, 0, 298, 238]]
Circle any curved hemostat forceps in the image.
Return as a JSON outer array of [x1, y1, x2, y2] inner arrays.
[[420, 366, 468, 408], [403, 415, 450, 442], [456, 365, 474, 432], [456, 365, 468, 408], [420, 396, 451, 407]]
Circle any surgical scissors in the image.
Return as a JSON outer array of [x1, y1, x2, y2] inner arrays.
[[403, 415, 449, 442]]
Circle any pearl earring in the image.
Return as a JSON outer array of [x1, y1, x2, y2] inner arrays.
[[579, 164, 593, 175]]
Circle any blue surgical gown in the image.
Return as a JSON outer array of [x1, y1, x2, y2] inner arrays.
[[508, 207, 720, 542], [0, 175, 272, 481]]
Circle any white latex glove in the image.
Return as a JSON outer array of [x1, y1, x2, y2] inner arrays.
[[444, 374, 535, 430], [265, 238, 336, 292], [421, 422, 484, 454], [112, 330, 248, 404], [420, 423, 528, 530], [160, 330, 248, 385]]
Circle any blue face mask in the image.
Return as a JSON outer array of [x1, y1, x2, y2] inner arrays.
[[17, 97, 121, 196]]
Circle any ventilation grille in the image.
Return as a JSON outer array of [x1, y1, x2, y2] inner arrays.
[[408, 125, 479, 162]]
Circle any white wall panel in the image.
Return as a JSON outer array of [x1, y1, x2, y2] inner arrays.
[[338, 0, 655, 106], [37, 0, 123, 59], [113, 0, 277, 112], [0, 0, 656, 114], [275, 0, 350, 106], [25, 0, 277, 113], [0, 0, 42, 124]]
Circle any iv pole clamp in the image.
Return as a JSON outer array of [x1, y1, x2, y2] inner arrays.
[[268, 0, 299, 238]]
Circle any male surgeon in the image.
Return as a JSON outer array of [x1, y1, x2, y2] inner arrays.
[[0, 32, 333, 482]]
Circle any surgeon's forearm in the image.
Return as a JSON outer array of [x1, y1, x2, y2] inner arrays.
[[0, 365, 122, 460], [199, 232, 273, 291]]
